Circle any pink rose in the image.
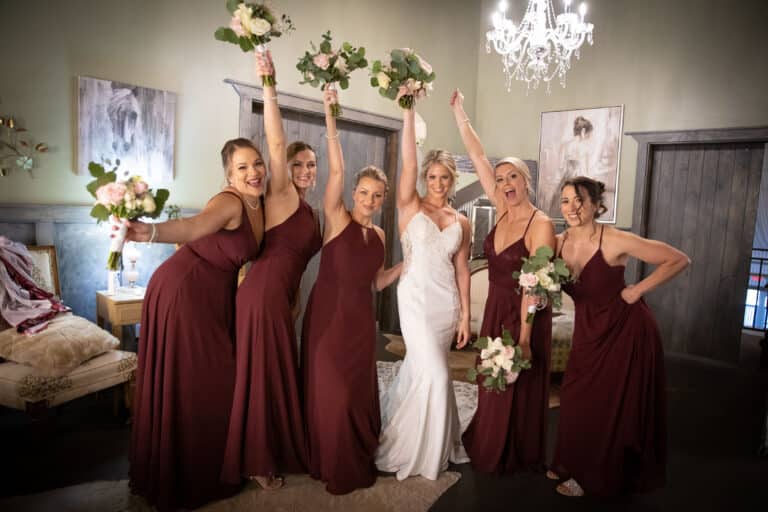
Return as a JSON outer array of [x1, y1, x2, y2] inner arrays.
[[518, 272, 538, 288], [229, 16, 246, 37], [96, 182, 127, 207], [133, 180, 149, 195], [398, 84, 409, 97], [505, 371, 520, 384], [502, 345, 515, 359], [313, 53, 330, 70]]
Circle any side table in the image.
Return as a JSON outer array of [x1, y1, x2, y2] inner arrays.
[[96, 288, 145, 349]]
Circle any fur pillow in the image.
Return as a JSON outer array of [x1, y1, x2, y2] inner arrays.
[[0, 313, 119, 376]]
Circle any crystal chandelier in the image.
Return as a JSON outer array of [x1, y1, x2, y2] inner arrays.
[[486, 0, 594, 92]]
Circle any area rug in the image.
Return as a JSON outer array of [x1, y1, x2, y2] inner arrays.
[[0, 471, 461, 512]]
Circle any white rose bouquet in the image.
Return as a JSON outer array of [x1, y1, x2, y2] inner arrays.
[[370, 48, 435, 109], [295, 31, 368, 117], [86, 160, 169, 270], [512, 246, 571, 324], [214, 0, 295, 86], [467, 328, 532, 393]]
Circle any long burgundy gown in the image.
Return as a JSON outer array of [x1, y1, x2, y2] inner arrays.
[[462, 210, 552, 474], [222, 199, 321, 482], [129, 192, 261, 512], [551, 226, 667, 496], [302, 219, 384, 494]]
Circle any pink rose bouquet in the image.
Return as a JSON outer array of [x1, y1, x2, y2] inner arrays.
[[214, 1, 295, 86], [86, 160, 169, 270], [370, 48, 436, 109], [512, 246, 571, 323], [295, 31, 368, 117], [467, 328, 532, 393]]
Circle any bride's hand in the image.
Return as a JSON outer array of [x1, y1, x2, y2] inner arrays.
[[255, 49, 275, 81], [449, 88, 464, 111], [456, 318, 471, 349]]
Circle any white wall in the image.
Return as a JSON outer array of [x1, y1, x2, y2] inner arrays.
[[0, 0, 480, 207]]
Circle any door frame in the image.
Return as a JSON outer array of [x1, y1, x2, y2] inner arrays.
[[627, 126, 768, 282]]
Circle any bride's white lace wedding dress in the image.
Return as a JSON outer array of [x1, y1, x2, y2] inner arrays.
[[375, 211, 469, 480]]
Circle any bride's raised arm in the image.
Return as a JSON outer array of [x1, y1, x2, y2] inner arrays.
[[397, 97, 420, 226]]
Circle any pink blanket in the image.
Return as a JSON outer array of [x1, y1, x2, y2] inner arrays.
[[0, 236, 70, 334]]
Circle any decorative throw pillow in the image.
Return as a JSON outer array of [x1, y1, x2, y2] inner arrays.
[[0, 313, 119, 376]]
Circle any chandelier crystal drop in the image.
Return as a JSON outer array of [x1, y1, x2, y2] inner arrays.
[[486, 0, 594, 93]]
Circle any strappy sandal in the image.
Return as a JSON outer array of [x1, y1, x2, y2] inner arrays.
[[545, 470, 560, 480], [250, 475, 285, 491], [556, 478, 584, 497]]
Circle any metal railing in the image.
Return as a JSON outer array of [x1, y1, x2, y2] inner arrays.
[[744, 248, 768, 331]]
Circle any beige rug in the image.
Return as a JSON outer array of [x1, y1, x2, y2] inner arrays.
[[1, 472, 461, 512]]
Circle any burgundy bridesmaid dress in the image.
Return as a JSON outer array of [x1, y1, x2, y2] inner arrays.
[[302, 219, 384, 494], [129, 192, 261, 512], [222, 199, 322, 482], [551, 225, 667, 496], [462, 210, 552, 474]]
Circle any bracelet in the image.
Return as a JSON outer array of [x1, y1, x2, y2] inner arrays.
[[148, 223, 158, 244], [263, 95, 278, 102], [325, 132, 339, 140], [459, 118, 471, 125]]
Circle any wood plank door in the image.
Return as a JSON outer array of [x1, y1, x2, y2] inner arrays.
[[640, 141, 764, 363]]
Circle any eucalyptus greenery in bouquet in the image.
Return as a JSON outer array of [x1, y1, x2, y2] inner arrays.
[[467, 328, 532, 393], [370, 48, 435, 109], [512, 246, 571, 323], [296, 31, 367, 117]]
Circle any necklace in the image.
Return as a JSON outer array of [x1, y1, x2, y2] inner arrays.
[[244, 197, 261, 210]]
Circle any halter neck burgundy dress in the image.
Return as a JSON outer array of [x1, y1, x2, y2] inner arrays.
[[222, 199, 321, 482], [129, 191, 261, 512], [462, 210, 552, 473], [551, 226, 667, 496], [302, 219, 384, 494]]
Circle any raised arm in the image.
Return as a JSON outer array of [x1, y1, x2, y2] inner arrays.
[[397, 99, 420, 213], [453, 215, 472, 349], [256, 51, 290, 195], [612, 229, 690, 304], [450, 89, 497, 205], [321, 87, 350, 241]]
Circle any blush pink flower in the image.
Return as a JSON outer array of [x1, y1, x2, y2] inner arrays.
[[96, 182, 127, 207], [229, 15, 246, 37], [417, 55, 433, 74], [518, 272, 538, 288], [133, 180, 149, 195], [505, 371, 520, 384], [313, 53, 330, 70]]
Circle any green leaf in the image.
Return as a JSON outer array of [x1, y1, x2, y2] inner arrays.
[[358, 58, 368, 68], [90, 204, 110, 223], [391, 49, 406, 63], [239, 36, 253, 52], [88, 162, 105, 177], [152, 189, 170, 217], [466, 367, 477, 383], [371, 60, 382, 73], [535, 245, 554, 259], [358, 47, 366, 57], [320, 40, 331, 54], [339, 77, 349, 89], [473, 336, 489, 350], [225, 0, 240, 14], [214, 27, 239, 45], [385, 87, 398, 100], [343, 42, 352, 52], [370, 77, 379, 87]]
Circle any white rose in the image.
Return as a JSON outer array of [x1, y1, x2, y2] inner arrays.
[[536, 269, 553, 288], [142, 195, 156, 213], [376, 72, 391, 89], [124, 198, 136, 211], [547, 283, 561, 292], [234, 3, 254, 35], [334, 57, 348, 74], [249, 17, 271, 36], [481, 358, 494, 369]]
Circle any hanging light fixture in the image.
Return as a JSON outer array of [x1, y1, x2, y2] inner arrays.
[[486, 0, 594, 93]]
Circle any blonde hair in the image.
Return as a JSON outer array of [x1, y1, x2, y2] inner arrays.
[[421, 149, 459, 198], [220, 137, 262, 183], [494, 156, 533, 195], [354, 165, 389, 193]]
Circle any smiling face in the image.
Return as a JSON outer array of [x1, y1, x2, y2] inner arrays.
[[560, 184, 598, 226], [290, 148, 317, 192], [227, 147, 266, 199], [424, 163, 455, 201], [352, 176, 386, 219], [495, 162, 530, 207]]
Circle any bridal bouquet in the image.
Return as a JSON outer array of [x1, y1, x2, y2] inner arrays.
[[370, 48, 435, 109], [513, 246, 571, 323], [86, 161, 169, 270], [296, 31, 368, 117], [467, 328, 532, 393], [214, 0, 295, 85]]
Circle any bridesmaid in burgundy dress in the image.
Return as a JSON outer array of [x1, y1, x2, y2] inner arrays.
[[127, 137, 265, 511], [302, 87, 402, 494], [550, 177, 689, 496], [221, 52, 322, 489], [450, 89, 556, 474]]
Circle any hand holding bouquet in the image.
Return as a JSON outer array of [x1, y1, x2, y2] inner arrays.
[[467, 328, 532, 393], [215, 1, 294, 86], [513, 246, 571, 324], [370, 48, 435, 109], [86, 161, 169, 270], [296, 31, 367, 117]]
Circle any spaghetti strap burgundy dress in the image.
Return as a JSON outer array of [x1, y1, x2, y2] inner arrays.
[[129, 191, 261, 511], [462, 210, 552, 474]]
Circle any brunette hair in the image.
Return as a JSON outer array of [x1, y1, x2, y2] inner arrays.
[[561, 176, 608, 218], [354, 165, 389, 193], [573, 116, 594, 136], [287, 141, 316, 161], [220, 138, 262, 181]]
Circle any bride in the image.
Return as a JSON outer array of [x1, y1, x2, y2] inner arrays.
[[375, 94, 471, 480]]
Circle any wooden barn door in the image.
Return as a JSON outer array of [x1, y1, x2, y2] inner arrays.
[[630, 128, 768, 364]]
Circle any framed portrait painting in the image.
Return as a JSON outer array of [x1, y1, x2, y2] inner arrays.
[[537, 105, 624, 223], [77, 76, 177, 182]]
